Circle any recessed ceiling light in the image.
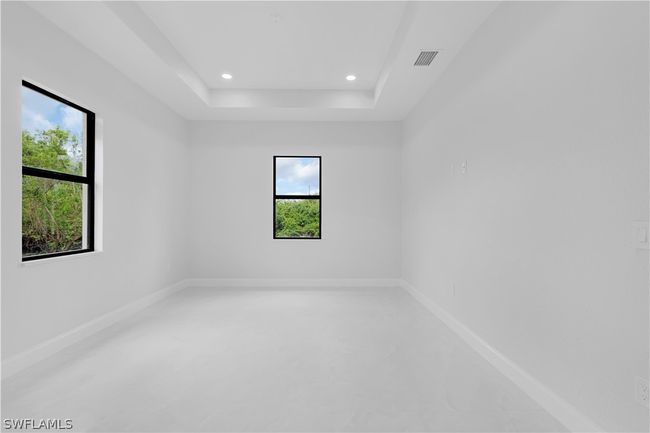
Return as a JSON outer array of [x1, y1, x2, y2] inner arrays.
[[222, 73, 233, 80], [346, 75, 356, 81]]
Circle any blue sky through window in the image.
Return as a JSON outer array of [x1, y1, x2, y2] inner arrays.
[[22, 86, 84, 149], [275, 157, 320, 195]]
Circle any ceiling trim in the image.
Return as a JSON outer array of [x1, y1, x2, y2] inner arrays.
[[105, 1, 210, 105], [23, 1, 501, 121], [209, 89, 374, 109], [106, 1, 410, 110], [373, 1, 416, 104]]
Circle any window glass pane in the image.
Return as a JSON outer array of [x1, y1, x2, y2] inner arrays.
[[22, 86, 86, 176], [275, 199, 320, 238], [275, 157, 319, 196], [22, 176, 87, 257]]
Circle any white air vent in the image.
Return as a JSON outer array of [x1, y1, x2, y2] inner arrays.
[[414, 50, 438, 66]]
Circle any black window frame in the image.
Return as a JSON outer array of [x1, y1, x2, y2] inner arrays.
[[21, 80, 95, 262], [273, 155, 322, 240]]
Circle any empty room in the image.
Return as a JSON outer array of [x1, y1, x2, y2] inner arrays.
[[1, 1, 648, 432]]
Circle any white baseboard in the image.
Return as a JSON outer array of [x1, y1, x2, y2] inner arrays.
[[4, 276, 598, 432], [1, 279, 189, 380], [185, 278, 402, 288], [399, 279, 603, 433], [1, 278, 397, 379]]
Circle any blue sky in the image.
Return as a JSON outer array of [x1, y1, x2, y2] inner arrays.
[[22, 86, 84, 146], [276, 157, 320, 195]]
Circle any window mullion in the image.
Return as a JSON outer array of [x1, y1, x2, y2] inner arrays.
[[22, 166, 89, 184]]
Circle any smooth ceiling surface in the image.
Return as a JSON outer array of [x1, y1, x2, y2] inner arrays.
[[25, 1, 500, 120], [139, 1, 406, 91]]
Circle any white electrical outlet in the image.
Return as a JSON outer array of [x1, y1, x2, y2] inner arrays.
[[460, 160, 468, 175], [635, 377, 649, 407]]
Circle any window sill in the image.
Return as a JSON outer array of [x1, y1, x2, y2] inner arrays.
[[21, 250, 101, 267]]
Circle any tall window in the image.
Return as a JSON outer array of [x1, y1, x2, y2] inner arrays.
[[21, 81, 95, 261], [273, 156, 321, 239]]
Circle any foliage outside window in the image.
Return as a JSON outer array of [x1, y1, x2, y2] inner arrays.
[[21, 81, 95, 260], [274, 156, 321, 239]]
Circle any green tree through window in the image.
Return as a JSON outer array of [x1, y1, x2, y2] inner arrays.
[[274, 156, 321, 239], [21, 82, 95, 260]]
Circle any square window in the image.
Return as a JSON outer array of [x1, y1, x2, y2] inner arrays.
[[22, 86, 88, 176], [22, 177, 89, 258]]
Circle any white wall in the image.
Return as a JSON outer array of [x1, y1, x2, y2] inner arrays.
[[3, 3, 648, 432], [1, 2, 190, 359], [189, 121, 401, 279], [402, 2, 649, 432]]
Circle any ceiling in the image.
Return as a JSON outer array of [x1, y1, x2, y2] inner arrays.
[[26, 1, 500, 121], [138, 2, 405, 91]]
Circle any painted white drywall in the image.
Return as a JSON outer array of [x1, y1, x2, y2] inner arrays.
[[402, 2, 649, 432], [1, 2, 190, 360], [189, 121, 401, 279], [2, 3, 647, 432]]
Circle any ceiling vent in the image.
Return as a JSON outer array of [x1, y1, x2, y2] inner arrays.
[[414, 50, 438, 67]]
